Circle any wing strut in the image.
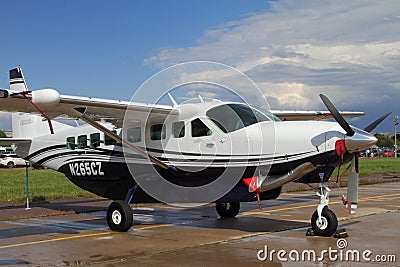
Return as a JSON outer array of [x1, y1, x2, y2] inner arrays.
[[69, 108, 172, 171]]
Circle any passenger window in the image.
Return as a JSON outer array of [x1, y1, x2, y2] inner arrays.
[[90, 133, 101, 148], [172, 121, 185, 138], [150, 124, 165, 140], [104, 131, 117, 146], [77, 135, 88, 149], [66, 137, 75, 150], [127, 127, 141, 143], [191, 119, 212, 137]]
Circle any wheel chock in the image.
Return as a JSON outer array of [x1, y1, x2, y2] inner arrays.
[[307, 227, 348, 237], [306, 228, 316, 236], [333, 228, 348, 238]]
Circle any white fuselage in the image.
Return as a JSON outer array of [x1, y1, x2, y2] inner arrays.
[[13, 102, 349, 173]]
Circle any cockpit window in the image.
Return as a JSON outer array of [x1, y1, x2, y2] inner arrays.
[[251, 106, 281, 122], [206, 104, 274, 133], [191, 118, 212, 137]]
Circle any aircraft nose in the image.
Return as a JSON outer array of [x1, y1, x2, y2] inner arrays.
[[345, 127, 377, 152]]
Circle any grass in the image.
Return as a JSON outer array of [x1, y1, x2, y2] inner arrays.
[[0, 168, 96, 204], [0, 158, 399, 204], [358, 157, 400, 176]]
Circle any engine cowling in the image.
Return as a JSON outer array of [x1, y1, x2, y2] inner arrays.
[[31, 89, 60, 106]]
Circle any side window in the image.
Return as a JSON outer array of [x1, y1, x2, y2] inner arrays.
[[77, 135, 88, 149], [66, 137, 75, 150], [150, 124, 165, 140], [127, 127, 141, 143], [172, 121, 185, 138], [104, 131, 117, 146], [191, 118, 212, 137], [90, 133, 101, 148]]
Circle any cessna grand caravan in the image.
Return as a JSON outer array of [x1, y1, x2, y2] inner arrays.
[[0, 66, 387, 236]]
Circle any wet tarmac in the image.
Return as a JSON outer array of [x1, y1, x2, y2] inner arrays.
[[0, 182, 399, 266]]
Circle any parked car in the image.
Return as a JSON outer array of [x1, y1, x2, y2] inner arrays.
[[359, 150, 371, 157], [382, 150, 394, 157], [370, 148, 382, 157], [0, 153, 27, 168]]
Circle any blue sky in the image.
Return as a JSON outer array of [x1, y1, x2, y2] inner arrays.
[[0, 1, 269, 96], [0, 0, 399, 132]]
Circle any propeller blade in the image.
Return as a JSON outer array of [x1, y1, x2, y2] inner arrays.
[[319, 94, 355, 136], [346, 153, 359, 214], [354, 152, 359, 173], [364, 112, 392, 133]]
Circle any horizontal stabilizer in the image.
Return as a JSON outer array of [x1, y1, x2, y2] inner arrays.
[[0, 138, 32, 144]]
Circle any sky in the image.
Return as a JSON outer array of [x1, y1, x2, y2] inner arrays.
[[0, 0, 399, 132]]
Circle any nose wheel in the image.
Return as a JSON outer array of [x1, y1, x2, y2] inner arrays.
[[311, 206, 338, 236], [310, 183, 338, 236]]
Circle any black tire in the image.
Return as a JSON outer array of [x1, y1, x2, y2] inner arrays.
[[106, 200, 133, 232], [216, 202, 240, 217], [311, 206, 338, 236], [6, 161, 14, 168]]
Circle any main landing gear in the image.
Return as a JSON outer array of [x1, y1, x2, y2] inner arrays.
[[106, 200, 133, 232], [106, 186, 136, 232], [216, 202, 240, 217], [310, 183, 338, 236]]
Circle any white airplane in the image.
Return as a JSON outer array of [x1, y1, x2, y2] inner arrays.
[[0, 66, 389, 236]]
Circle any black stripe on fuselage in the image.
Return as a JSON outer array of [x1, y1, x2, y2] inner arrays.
[[31, 145, 315, 167], [60, 150, 343, 202], [24, 144, 66, 161]]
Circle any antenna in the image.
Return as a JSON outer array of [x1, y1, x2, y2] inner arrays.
[[198, 95, 205, 103], [167, 92, 178, 108]]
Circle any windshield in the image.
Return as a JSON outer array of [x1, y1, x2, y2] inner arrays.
[[251, 106, 281, 122], [206, 103, 275, 133]]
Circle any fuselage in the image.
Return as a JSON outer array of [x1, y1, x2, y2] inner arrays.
[[12, 101, 376, 203]]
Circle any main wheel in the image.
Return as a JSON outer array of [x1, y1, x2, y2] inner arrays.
[[106, 200, 133, 232], [311, 206, 338, 236], [216, 202, 240, 217], [7, 161, 14, 168]]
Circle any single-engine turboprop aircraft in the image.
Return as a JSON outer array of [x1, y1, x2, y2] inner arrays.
[[0, 66, 390, 236]]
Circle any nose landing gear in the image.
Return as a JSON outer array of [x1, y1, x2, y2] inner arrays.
[[309, 183, 338, 236]]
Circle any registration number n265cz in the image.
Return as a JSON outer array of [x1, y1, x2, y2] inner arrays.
[[69, 162, 105, 176]]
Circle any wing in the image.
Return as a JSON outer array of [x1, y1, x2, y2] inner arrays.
[[0, 67, 177, 127], [0, 92, 177, 128], [271, 110, 364, 121]]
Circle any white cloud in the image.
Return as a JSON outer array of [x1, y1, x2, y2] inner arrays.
[[145, 1, 400, 127]]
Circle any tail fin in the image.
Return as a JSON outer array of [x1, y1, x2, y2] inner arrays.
[[12, 113, 71, 138], [9, 66, 28, 92]]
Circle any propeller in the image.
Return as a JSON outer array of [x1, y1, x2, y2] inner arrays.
[[345, 112, 392, 214], [346, 153, 359, 214], [320, 94, 392, 214], [364, 112, 392, 132], [319, 94, 355, 136], [319, 94, 358, 213]]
